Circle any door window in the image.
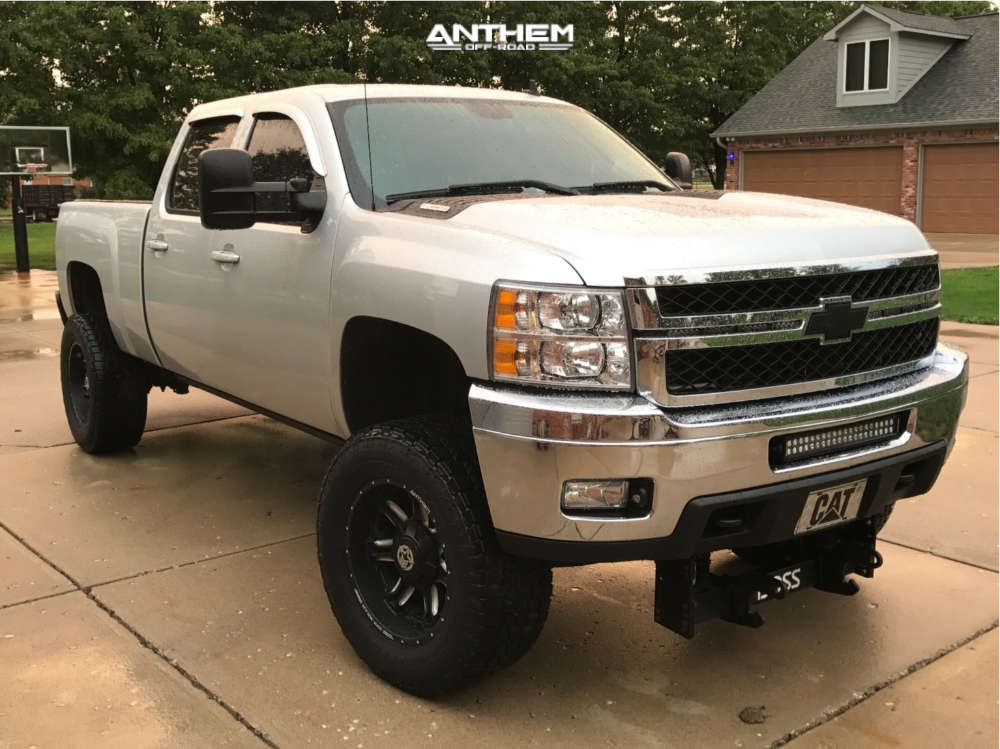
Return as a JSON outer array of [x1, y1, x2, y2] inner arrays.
[[168, 116, 240, 213], [246, 113, 322, 224]]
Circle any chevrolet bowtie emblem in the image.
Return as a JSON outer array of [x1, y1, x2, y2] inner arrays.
[[804, 297, 869, 344]]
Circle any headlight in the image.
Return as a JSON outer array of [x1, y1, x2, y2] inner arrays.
[[490, 283, 631, 389]]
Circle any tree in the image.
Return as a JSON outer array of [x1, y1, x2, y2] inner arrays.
[[1, 1, 993, 196], [3, 2, 221, 191]]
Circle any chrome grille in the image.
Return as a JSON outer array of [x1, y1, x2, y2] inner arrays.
[[665, 319, 938, 395], [656, 263, 940, 316], [630, 256, 942, 407]]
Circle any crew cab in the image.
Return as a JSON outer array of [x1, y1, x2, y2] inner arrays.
[[54, 84, 968, 696]]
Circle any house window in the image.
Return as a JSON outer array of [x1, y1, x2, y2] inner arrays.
[[845, 39, 889, 92]]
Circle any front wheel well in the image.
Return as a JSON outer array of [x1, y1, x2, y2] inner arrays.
[[340, 317, 470, 434]]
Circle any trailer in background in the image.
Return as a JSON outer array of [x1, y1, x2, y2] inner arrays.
[[21, 183, 75, 222]]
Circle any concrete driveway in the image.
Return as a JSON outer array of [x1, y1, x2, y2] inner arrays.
[[1, 271, 997, 749], [924, 233, 998, 270]]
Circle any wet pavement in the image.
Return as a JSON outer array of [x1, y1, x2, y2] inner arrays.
[[1, 271, 997, 748]]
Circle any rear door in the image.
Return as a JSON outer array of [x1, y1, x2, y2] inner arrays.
[[144, 115, 243, 385]]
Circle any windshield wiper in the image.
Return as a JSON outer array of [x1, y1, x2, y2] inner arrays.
[[583, 180, 675, 194], [384, 180, 579, 205]]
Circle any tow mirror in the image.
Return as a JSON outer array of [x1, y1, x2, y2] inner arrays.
[[198, 148, 325, 231], [664, 152, 692, 190], [199, 149, 256, 230]]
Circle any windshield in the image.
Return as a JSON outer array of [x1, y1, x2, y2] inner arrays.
[[328, 97, 674, 210]]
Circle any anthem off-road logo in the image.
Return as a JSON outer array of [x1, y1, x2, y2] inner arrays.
[[427, 23, 574, 51]]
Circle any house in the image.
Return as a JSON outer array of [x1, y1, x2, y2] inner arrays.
[[714, 5, 999, 234]]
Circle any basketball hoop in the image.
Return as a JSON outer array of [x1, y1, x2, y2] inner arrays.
[[23, 163, 48, 174]]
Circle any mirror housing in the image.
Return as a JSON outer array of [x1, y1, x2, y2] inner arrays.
[[664, 152, 692, 190], [198, 148, 325, 231], [199, 149, 256, 230]]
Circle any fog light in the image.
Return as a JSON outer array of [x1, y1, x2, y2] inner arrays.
[[561, 480, 629, 511]]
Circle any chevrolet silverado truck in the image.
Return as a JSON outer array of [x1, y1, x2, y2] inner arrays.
[[55, 84, 968, 696]]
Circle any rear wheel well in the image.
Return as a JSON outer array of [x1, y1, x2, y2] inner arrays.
[[66, 262, 108, 322], [340, 317, 470, 434]]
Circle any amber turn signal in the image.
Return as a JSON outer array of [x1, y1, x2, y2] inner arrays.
[[492, 338, 518, 376], [494, 289, 518, 330]]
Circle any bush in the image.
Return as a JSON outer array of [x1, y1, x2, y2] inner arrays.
[[101, 169, 155, 200]]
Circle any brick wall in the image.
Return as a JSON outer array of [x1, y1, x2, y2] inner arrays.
[[723, 126, 998, 221]]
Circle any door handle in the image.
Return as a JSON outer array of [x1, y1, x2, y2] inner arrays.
[[210, 249, 241, 265], [146, 239, 169, 252]]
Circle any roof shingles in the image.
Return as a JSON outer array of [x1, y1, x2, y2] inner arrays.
[[865, 5, 968, 37], [714, 11, 998, 138]]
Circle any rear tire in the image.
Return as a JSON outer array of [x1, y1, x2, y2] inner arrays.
[[60, 314, 148, 453], [316, 417, 552, 697]]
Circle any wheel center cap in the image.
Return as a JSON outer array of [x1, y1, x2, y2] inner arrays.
[[395, 544, 415, 572]]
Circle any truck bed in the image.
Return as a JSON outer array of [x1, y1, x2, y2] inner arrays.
[[55, 200, 157, 363]]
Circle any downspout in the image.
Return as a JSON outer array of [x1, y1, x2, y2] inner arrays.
[[715, 136, 729, 190]]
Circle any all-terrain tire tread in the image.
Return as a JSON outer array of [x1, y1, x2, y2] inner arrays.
[[317, 416, 551, 696], [61, 314, 147, 453]]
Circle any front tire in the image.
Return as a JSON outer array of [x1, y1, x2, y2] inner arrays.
[[60, 314, 148, 454], [316, 417, 551, 696]]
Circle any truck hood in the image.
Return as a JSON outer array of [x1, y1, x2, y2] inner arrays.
[[442, 192, 931, 286]]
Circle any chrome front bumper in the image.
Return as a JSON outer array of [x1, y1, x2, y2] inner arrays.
[[470, 344, 968, 554]]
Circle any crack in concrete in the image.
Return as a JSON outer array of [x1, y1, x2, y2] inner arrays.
[[0, 413, 255, 450], [0, 518, 279, 749], [85, 591, 280, 749], [879, 537, 999, 574], [0, 531, 318, 612], [0, 587, 77, 611], [87, 531, 317, 590], [769, 621, 999, 748]]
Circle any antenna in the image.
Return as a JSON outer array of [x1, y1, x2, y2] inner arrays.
[[362, 83, 375, 211]]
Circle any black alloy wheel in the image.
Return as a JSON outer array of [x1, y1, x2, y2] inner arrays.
[[346, 480, 449, 643]]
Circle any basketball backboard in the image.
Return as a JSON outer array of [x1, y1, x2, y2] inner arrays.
[[1, 126, 73, 176]]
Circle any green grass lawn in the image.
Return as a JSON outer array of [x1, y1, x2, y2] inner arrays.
[[0, 221, 57, 271], [940, 266, 998, 325]]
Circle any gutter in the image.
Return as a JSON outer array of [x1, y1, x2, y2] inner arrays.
[[711, 118, 999, 140]]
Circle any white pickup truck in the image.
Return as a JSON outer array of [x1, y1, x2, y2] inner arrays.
[[55, 84, 967, 696]]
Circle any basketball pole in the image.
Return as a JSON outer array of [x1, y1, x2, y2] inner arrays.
[[10, 175, 29, 273]]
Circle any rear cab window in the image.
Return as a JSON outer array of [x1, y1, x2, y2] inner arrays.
[[168, 116, 240, 214]]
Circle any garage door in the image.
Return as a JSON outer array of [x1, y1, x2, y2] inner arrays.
[[742, 147, 902, 215], [921, 143, 999, 234]]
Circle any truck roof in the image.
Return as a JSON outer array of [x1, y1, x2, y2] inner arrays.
[[186, 83, 568, 122]]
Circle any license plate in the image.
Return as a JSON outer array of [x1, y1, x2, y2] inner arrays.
[[794, 478, 867, 535]]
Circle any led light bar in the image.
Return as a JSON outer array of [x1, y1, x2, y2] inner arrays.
[[771, 412, 908, 467]]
